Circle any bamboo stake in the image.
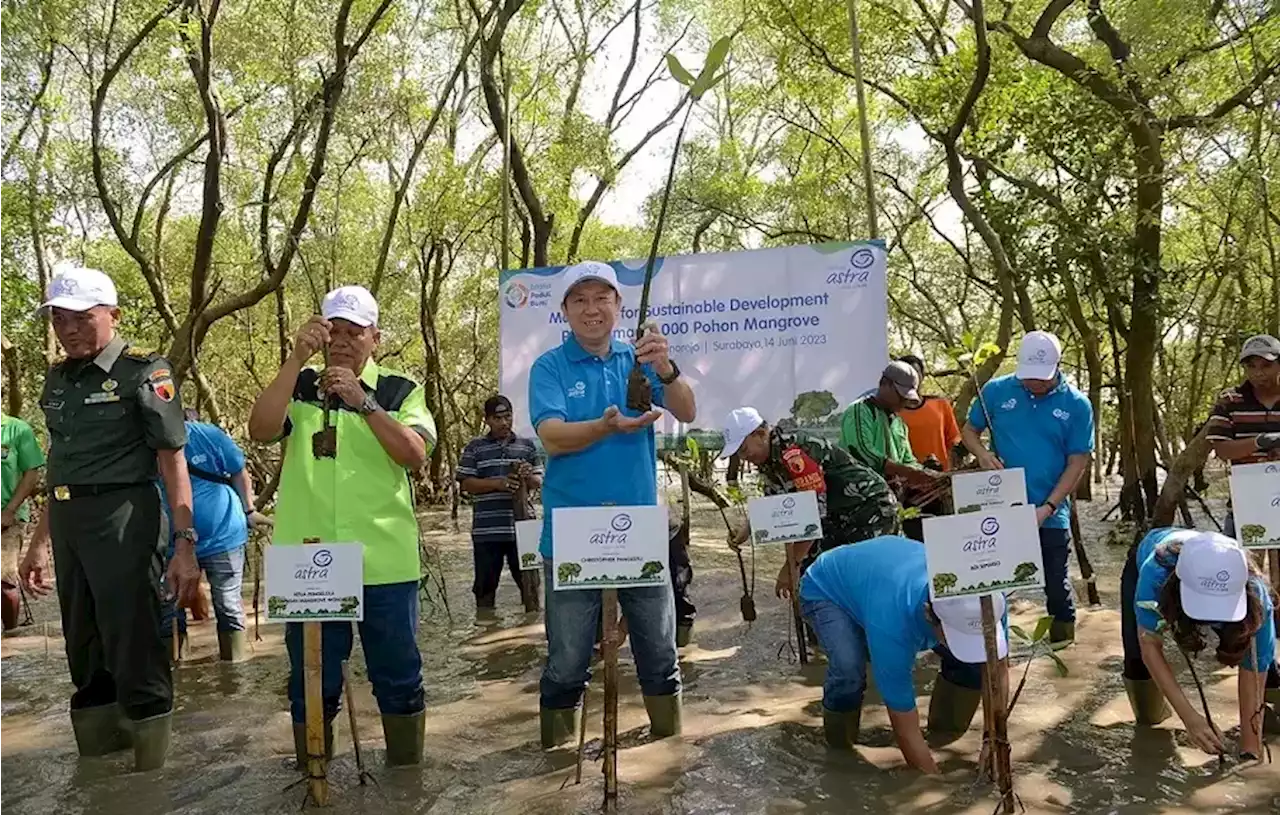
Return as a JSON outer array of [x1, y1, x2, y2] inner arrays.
[[788, 543, 808, 665], [979, 595, 1013, 812], [1068, 502, 1101, 606], [601, 589, 619, 811], [303, 621, 330, 806], [171, 616, 180, 664]]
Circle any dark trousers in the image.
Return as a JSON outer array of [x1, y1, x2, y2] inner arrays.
[[670, 519, 695, 627], [1039, 527, 1076, 623], [472, 538, 524, 608], [285, 581, 424, 723], [49, 484, 172, 720]]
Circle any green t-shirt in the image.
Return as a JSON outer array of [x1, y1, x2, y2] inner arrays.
[[273, 361, 436, 586], [838, 396, 917, 473], [2, 414, 45, 522]]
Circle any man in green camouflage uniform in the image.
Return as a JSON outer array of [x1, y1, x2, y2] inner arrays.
[[720, 407, 899, 594]]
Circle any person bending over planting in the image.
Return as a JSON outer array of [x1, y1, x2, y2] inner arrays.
[[720, 407, 899, 597], [528, 260, 696, 749], [799, 535, 1009, 772], [1121, 528, 1275, 760]]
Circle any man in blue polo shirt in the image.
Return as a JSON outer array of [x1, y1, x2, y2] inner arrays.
[[961, 330, 1094, 643], [528, 260, 697, 749]]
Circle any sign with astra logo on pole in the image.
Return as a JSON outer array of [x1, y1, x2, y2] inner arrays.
[[498, 241, 888, 444], [264, 542, 364, 621], [551, 506, 670, 590], [922, 506, 1044, 599], [747, 491, 823, 544], [1228, 461, 1280, 548], [951, 468, 1029, 513]]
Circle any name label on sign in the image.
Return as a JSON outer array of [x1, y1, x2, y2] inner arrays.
[[951, 467, 1028, 513], [923, 505, 1043, 599]]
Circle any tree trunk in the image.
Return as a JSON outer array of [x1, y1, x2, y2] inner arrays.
[[1150, 424, 1212, 530], [2, 336, 21, 417]]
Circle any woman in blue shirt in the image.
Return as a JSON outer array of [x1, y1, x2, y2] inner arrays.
[[1121, 528, 1275, 759]]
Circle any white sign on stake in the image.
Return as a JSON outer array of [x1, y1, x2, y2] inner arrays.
[[1228, 461, 1280, 549], [951, 467, 1029, 512], [552, 506, 669, 591], [516, 519, 544, 570], [265, 542, 364, 621], [747, 492, 823, 544], [923, 506, 1044, 599]]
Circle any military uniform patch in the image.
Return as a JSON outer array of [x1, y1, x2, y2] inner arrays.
[[153, 379, 176, 402]]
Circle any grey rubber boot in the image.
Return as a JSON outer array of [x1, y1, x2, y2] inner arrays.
[[927, 676, 983, 736], [70, 704, 131, 757], [292, 721, 335, 769], [130, 713, 172, 772], [1124, 678, 1172, 726], [643, 693, 683, 739], [217, 630, 248, 663], [675, 623, 693, 648], [822, 706, 862, 750], [1049, 620, 1075, 644], [381, 711, 426, 767], [539, 706, 580, 749]]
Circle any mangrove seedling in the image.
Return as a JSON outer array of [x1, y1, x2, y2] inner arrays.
[[626, 36, 731, 411]]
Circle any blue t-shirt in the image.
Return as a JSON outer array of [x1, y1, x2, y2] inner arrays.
[[529, 335, 666, 558], [1133, 528, 1276, 671], [967, 374, 1094, 529], [163, 422, 249, 559], [800, 536, 939, 712]]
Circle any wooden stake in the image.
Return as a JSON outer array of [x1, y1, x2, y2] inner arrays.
[[303, 622, 329, 806], [171, 616, 180, 664], [789, 543, 808, 665], [601, 589, 619, 811], [341, 660, 376, 786], [1068, 502, 1101, 606], [1270, 552, 1280, 627], [979, 595, 1013, 813]]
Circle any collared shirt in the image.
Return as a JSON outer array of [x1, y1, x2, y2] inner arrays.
[[457, 432, 542, 543], [1133, 527, 1275, 671], [40, 335, 186, 486], [757, 426, 898, 562], [529, 335, 666, 558], [968, 374, 1094, 529], [839, 396, 917, 472], [1206, 381, 1280, 464], [274, 360, 436, 586], [1, 414, 45, 521], [900, 396, 961, 470], [801, 535, 1011, 712], [162, 422, 248, 558]]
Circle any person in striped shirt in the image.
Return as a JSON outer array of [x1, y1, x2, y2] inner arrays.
[[457, 395, 542, 613]]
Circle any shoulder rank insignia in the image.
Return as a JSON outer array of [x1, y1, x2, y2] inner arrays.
[[124, 346, 156, 359]]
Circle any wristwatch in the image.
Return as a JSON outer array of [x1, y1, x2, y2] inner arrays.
[[358, 392, 380, 416], [174, 527, 199, 544], [657, 360, 682, 385]]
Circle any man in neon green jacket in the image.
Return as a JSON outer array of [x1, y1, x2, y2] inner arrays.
[[249, 285, 435, 769]]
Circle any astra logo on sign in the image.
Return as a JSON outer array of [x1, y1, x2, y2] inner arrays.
[[963, 518, 1000, 555], [1266, 464, 1279, 474], [296, 548, 332, 580], [772, 494, 798, 520], [989, 474, 1003, 487], [980, 517, 1000, 536], [590, 514, 631, 546], [503, 280, 530, 309], [826, 248, 875, 288], [782, 496, 796, 509], [611, 514, 633, 532], [975, 473, 1004, 497]]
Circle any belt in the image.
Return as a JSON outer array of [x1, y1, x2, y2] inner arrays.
[[49, 482, 149, 501]]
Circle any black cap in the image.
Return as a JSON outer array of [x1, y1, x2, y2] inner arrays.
[[484, 395, 513, 416]]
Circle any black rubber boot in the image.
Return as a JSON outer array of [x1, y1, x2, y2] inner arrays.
[[130, 713, 171, 772], [822, 706, 861, 750], [70, 703, 132, 757], [927, 676, 983, 737], [381, 711, 426, 767], [1125, 678, 1172, 726], [643, 694, 683, 739], [539, 706, 579, 749]]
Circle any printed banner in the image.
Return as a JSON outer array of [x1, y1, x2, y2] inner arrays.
[[923, 506, 1044, 599], [951, 468, 1029, 512], [551, 505, 669, 590], [1229, 461, 1280, 549], [747, 491, 823, 544], [499, 241, 888, 447], [515, 519, 544, 570], [265, 543, 364, 621]]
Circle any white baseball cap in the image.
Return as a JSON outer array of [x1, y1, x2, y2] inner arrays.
[[1015, 330, 1062, 381], [39, 267, 118, 313], [933, 592, 1009, 664], [1239, 334, 1280, 362], [560, 260, 620, 303], [719, 406, 765, 459], [322, 285, 379, 327], [1175, 532, 1248, 623]]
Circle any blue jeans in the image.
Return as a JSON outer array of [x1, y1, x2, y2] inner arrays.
[[1039, 527, 1076, 623], [539, 561, 680, 709], [161, 545, 247, 634], [801, 597, 981, 713], [285, 581, 424, 723]]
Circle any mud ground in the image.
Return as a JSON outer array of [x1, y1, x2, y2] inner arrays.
[[2, 480, 1278, 814]]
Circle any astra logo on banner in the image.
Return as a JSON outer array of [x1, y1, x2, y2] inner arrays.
[[826, 248, 875, 288]]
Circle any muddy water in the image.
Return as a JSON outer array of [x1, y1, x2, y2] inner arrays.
[[2, 495, 1277, 814]]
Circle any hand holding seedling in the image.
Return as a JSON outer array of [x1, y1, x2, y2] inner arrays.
[[1035, 505, 1054, 526], [976, 450, 1004, 471], [775, 565, 793, 599], [601, 405, 662, 433], [291, 316, 332, 364], [319, 367, 366, 409], [727, 521, 750, 551], [634, 322, 674, 378], [1185, 711, 1225, 755]]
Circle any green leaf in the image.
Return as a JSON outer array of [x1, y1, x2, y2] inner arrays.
[[961, 331, 975, 350], [1008, 624, 1031, 643], [978, 342, 1003, 356], [1032, 616, 1053, 642], [1048, 652, 1069, 677], [666, 53, 695, 86], [686, 435, 700, 458], [692, 71, 728, 99], [702, 36, 732, 81]]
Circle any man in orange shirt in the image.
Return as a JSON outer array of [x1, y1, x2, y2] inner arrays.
[[897, 355, 961, 471]]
